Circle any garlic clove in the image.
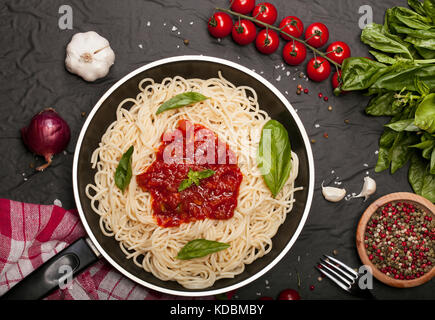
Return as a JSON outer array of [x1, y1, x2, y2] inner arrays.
[[353, 176, 377, 201], [321, 182, 346, 202]]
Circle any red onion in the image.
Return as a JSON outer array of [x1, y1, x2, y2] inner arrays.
[[21, 108, 71, 171]]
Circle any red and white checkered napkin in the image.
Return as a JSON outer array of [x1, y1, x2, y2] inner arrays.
[[0, 199, 210, 300]]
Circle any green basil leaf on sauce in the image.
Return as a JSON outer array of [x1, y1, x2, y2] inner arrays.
[[115, 146, 134, 192], [176, 239, 230, 260], [156, 92, 209, 115], [178, 179, 193, 192], [178, 169, 215, 192], [257, 120, 292, 198]]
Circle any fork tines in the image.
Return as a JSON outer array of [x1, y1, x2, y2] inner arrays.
[[316, 255, 359, 292]]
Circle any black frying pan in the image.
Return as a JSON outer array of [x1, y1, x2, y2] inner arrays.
[[1, 56, 314, 299]]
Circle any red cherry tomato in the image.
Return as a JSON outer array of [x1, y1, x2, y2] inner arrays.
[[252, 2, 277, 26], [279, 16, 304, 39], [230, 0, 256, 14], [282, 40, 307, 66], [278, 289, 301, 300], [304, 22, 329, 48], [326, 41, 351, 64], [208, 12, 233, 38], [306, 57, 331, 82], [255, 29, 280, 54], [232, 20, 257, 45]]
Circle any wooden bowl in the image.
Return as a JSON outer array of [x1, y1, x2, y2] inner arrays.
[[356, 192, 435, 288]]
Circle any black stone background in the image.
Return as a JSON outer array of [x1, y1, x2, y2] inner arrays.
[[0, 0, 433, 300]]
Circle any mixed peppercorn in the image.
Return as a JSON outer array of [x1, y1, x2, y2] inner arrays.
[[364, 201, 434, 280]]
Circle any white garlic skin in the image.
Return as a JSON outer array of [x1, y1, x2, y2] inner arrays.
[[322, 185, 347, 202], [65, 31, 115, 82], [356, 176, 377, 201]]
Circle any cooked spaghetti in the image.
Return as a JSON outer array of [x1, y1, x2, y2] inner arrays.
[[85, 72, 301, 289]]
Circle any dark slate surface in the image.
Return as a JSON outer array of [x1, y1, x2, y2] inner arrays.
[[0, 0, 433, 299]]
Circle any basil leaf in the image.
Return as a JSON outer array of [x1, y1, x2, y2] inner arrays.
[[390, 133, 418, 174], [415, 93, 435, 133], [410, 139, 435, 149], [340, 57, 387, 91], [422, 144, 434, 159], [421, 171, 435, 202], [176, 239, 230, 260], [408, 152, 427, 194], [393, 25, 435, 39], [415, 45, 435, 59], [408, 0, 428, 16], [115, 146, 134, 192], [385, 119, 420, 131], [423, 0, 435, 22], [405, 36, 435, 50], [257, 120, 292, 198], [365, 92, 399, 116], [375, 146, 393, 172], [178, 169, 215, 192], [192, 169, 215, 181], [361, 23, 413, 59], [369, 51, 397, 65], [381, 128, 400, 147], [370, 64, 435, 92], [156, 92, 209, 115], [391, 7, 432, 29], [178, 179, 193, 192]]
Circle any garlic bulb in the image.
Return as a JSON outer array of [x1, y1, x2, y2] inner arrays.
[[353, 176, 377, 201], [321, 182, 346, 202], [65, 31, 115, 82]]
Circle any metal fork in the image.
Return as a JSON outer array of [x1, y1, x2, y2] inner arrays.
[[316, 255, 375, 299]]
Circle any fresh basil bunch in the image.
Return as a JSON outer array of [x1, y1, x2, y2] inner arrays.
[[340, 0, 435, 202]]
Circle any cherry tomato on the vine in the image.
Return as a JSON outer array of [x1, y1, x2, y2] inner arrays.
[[326, 41, 351, 64], [230, 0, 256, 14], [278, 289, 301, 300], [232, 19, 257, 45], [279, 16, 304, 39], [282, 40, 307, 66], [306, 57, 331, 82], [304, 22, 329, 48], [255, 29, 280, 54], [252, 2, 277, 26], [208, 12, 233, 38]]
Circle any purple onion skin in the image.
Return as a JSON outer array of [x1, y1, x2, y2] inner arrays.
[[21, 108, 71, 171]]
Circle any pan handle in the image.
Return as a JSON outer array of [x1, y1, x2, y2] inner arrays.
[[0, 237, 101, 300]]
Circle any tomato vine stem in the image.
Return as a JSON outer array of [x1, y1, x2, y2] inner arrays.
[[216, 7, 342, 69]]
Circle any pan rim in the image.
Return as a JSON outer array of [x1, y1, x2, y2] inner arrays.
[[72, 55, 315, 297]]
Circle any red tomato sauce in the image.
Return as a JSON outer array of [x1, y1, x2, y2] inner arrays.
[[136, 120, 243, 228]]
